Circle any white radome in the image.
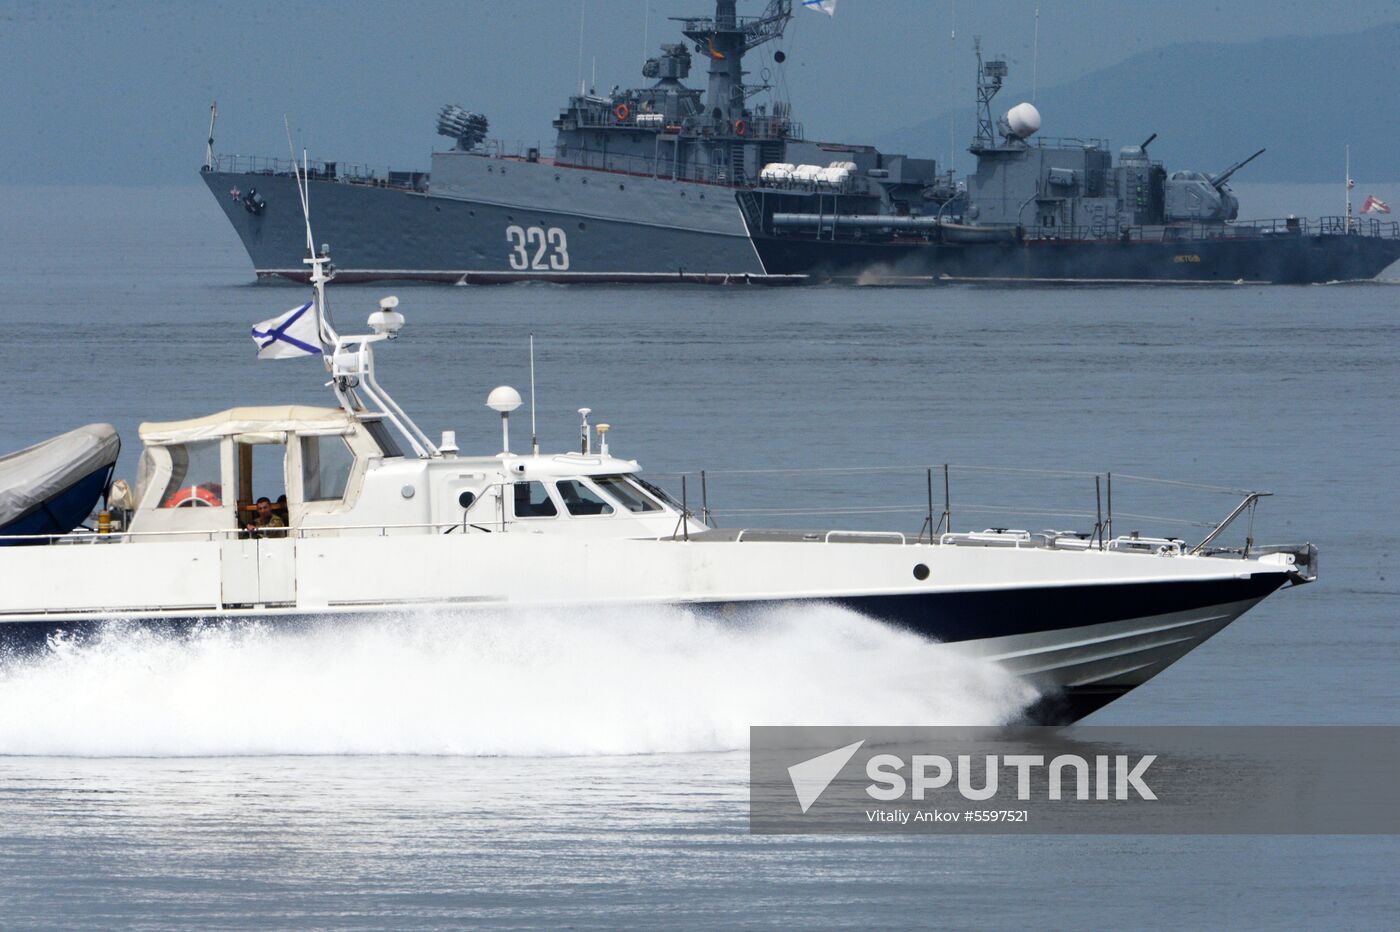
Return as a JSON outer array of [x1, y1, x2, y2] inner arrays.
[[486, 385, 523, 413], [1006, 102, 1042, 139]]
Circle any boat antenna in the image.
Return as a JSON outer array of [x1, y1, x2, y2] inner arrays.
[[204, 101, 217, 171], [529, 333, 539, 455], [284, 115, 338, 350], [280, 118, 434, 459]]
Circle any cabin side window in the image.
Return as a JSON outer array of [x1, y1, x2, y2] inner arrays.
[[361, 420, 404, 458], [593, 475, 661, 513], [513, 481, 558, 518], [301, 435, 354, 502], [159, 440, 224, 509], [555, 479, 614, 516]]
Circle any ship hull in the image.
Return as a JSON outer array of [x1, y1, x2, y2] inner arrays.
[[202, 161, 772, 283], [205, 165, 1400, 285], [750, 229, 1400, 284]]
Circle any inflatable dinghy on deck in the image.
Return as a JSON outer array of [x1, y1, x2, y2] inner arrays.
[[0, 424, 119, 544]]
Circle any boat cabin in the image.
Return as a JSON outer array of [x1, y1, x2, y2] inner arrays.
[[126, 405, 694, 541]]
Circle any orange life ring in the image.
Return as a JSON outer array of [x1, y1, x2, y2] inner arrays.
[[163, 483, 223, 508], [614, 103, 631, 122], [733, 119, 747, 136]]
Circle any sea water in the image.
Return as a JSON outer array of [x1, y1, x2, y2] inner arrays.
[[0, 185, 1396, 928]]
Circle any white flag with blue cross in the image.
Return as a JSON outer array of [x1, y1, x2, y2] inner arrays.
[[251, 301, 320, 359]]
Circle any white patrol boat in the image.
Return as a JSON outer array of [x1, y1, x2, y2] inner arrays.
[[0, 204, 1317, 724]]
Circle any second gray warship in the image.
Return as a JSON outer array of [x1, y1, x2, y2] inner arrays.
[[202, 0, 1400, 284]]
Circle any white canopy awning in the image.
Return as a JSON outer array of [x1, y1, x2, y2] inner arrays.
[[139, 406, 354, 445]]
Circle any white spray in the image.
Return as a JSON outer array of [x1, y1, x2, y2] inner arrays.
[[0, 604, 1036, 757]]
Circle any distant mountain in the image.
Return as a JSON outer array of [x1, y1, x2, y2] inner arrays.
[[873, 22, 1400, 184]]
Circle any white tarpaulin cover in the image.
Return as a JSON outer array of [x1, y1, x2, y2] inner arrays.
[[139, 406, 353, 445], [0, 423, 121, 527]]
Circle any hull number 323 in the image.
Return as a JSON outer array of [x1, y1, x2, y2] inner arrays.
[[506, 225, 570, 270]]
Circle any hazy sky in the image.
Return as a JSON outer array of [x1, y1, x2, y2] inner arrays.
[[3, 0, 1398, 184]]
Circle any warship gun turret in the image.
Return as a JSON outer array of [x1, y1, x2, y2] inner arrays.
[[201, 1, 1400, 285]]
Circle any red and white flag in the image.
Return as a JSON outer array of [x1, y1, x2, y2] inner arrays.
[[1361, 195, 1391, 214]]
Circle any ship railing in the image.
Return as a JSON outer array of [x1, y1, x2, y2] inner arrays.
[[974, 135, 1111, 152], [1022, 215, 1400, 243], [207, 153, 425, 191], [552, 146, 750, 186], [570, 109, 799, 141], [646, 463, 1285, 558]]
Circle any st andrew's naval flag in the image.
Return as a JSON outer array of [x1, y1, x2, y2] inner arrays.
[[251, 301, 320, 359], [803, 0, 837, 14]]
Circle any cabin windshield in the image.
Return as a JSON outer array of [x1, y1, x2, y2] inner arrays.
[[632, 475, 682, 510], [556, 479, 614, 516], [593, 474, 662, 513], [159, 440, 224, 509]]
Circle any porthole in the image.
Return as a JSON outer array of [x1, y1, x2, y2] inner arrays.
[[458, 490, 476, 509], [619, 183, 626, 190], [579, 222, 587, 230], [913, 563, 930, 580]]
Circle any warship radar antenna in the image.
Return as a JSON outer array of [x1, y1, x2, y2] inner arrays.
[[972, 37, 1007, 151]]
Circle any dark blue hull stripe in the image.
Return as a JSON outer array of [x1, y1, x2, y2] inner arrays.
[[0, 575, 1285, 652], [833, 573, 1285, 643]]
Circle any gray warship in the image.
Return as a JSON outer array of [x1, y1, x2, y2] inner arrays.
[[202, 0, 1400, 284]]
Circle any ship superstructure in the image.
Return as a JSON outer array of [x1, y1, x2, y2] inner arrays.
[[202, 1, 1400, 284]]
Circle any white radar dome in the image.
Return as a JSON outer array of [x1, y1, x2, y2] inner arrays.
[[1006, 102, 1042, 139], [486, 385, 523, 413]]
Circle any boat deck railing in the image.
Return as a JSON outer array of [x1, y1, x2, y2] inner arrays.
[[4, 465, 1295, 568], [648, 463, 1286, 559]]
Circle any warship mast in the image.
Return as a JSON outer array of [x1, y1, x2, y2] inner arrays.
[[679, 0, 792, 131]]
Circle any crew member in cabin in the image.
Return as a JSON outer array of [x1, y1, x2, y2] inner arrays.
[[245, 496, 286, 537]]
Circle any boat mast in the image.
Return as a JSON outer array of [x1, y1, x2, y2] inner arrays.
[[285, 128, 438, 458]]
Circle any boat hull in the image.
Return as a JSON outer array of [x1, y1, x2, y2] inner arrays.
[[0, 572, 1287, 724]]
